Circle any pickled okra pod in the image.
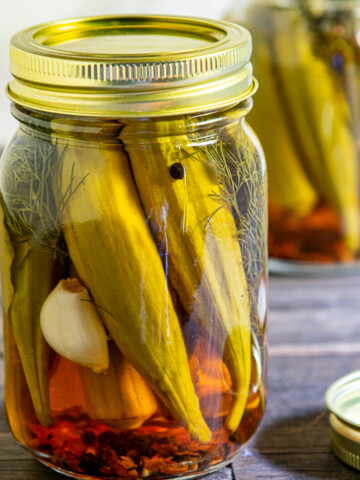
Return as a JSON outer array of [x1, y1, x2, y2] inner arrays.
[[0, 133, 66, 426], [120, 118, 252, 433], [245, 6, 318, 218], [1, 237, 55, 429], [8, 242, 62, 426], [0, 201, 41, 438], [55, 141, 211, 443], [300, 0, 360, 142]]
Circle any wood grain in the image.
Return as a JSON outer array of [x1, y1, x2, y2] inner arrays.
[[1, 275, 360, 479]]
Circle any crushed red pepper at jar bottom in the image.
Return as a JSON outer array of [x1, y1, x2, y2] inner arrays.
[[29, 403, 263, 478]]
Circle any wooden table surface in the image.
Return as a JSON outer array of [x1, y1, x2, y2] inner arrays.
[[1, 274, 360, 480]]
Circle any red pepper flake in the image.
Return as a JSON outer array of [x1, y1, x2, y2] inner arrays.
[[26, 405, 247, 478], [81, 430, 96, 446]]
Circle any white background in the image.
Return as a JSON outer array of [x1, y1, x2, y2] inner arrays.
[[0, 0, 250, 146]]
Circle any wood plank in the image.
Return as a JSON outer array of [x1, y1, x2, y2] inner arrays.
[[268, 275, 360, 346], [205, 466, 233, 480], [0, 434, 30, 460], [233, 354, 360, 479], [269, 343, 360, 356], [0, 467, 61, 480], [269, 275, 360, 308], [234, 451, 358, 479]]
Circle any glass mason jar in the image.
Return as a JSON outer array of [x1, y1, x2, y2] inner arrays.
[[228, 0, 360, 274], [0, 15, 267, 479]]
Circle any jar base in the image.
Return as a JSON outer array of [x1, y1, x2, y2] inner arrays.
[[269, 257, 360, 277], [33, 449, 236, 480]]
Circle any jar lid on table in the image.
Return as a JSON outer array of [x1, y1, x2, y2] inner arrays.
[[325, 370, 360, 470], [6, 15, 257, 117]]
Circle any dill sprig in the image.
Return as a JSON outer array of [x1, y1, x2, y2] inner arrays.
[[193, 134, 266, 280], [0, 131, 86, 255], [211, 142, 264, 272], [186, 126, 267, 322]]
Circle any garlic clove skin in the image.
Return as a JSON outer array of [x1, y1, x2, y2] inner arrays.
[[40, 278, 109, 373]]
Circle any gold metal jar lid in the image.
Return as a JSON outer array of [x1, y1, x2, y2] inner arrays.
[[7, 15, 256, 117], [325, 371, 360, 470]]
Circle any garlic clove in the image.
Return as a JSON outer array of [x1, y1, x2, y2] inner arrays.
[[80, 342, 158, 429], [40, 278, 109, 373]]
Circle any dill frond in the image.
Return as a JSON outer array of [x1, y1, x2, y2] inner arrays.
[[184, 124, 267, 326], [0, 131, 85, 256]]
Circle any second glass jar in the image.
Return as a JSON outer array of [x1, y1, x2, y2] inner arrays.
[[233, 0, 360, 273]]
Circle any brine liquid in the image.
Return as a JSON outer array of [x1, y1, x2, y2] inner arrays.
[[6, 331, 265, 479], [2, 105, 267, 479], [269, 202, 359, 263]]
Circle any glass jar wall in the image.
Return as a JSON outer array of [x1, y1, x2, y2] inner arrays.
[[229, 0, 360, 273], [1, 102, 267, 479]]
